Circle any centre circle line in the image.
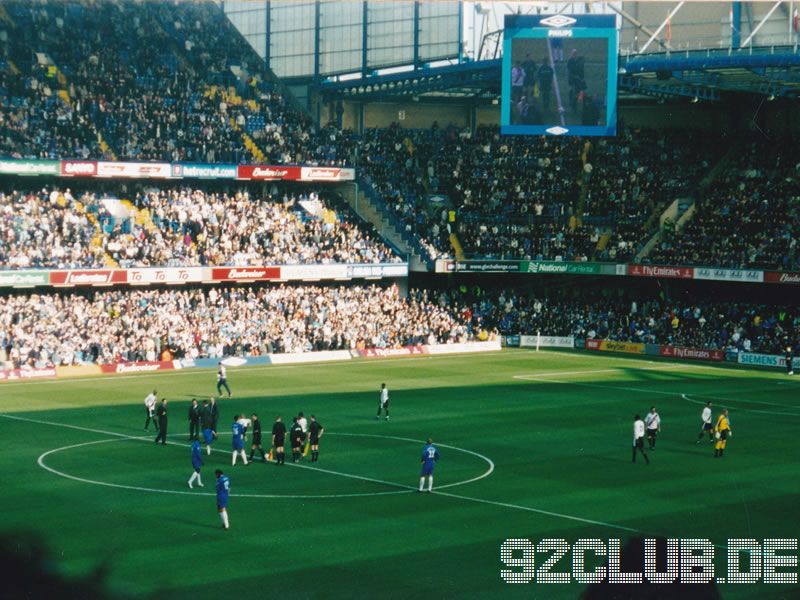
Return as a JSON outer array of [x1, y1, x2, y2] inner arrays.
[[37, 432, 494, 499]]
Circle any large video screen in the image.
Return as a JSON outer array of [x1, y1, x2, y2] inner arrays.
[[502, 15, 618, 136]]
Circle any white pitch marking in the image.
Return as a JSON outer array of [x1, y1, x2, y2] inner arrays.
[[330, 432, 495, 490], [681, 394, 800, 417], [6, 412, 647, 535], [4, 414, 492, 498], [36, 437, 417, 499], [431, 489, 642, 534], [512, 364, 687, 380]]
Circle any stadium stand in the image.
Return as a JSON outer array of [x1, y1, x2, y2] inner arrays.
[[446, 285, 798, 356], [358, 124, 719, 263], [648, 133, 800, 270], [0, 285, 466, 367], [0, 0, 353, 165], [0, 186, 401, 269]]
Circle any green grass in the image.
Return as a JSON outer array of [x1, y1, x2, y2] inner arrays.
[[1, 349, 799, 599]]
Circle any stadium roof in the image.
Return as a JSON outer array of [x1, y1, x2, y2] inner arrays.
[[318, 45, 800, 104]]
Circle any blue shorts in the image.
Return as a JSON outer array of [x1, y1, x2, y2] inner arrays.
[[421, 462, 435, 477], [192, 466, 201, 473], [232, 439, 244, 451], [203, 429, 214, 444], [217, 501, 228, 510]]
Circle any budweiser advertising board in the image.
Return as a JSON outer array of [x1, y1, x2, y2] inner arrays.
[[237, 165, 302, 180], [99, 361, 176, 374], [764, 271, 800, 284], [210, 267, 281, 282]]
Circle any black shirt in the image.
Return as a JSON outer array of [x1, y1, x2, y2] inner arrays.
[[309, 421, 323, 439], [200, 405, 213, 429], [290, 422, 304, 443], [157, 403, 167, 421], [251, 419, 262, 442], [188, 404, 201, 423], [272, 421, 286, 438]]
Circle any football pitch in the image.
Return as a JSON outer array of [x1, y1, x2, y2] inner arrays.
[[1, 349, 798, 599]]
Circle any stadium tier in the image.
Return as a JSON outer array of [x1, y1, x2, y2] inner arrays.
[[359, 124, 724, 264], [648, 133, 800, 271], [0, 0, 353, 165], [0, 285, 470, 368], [0, 186, 401, 269], [446, 285, 798, 356]]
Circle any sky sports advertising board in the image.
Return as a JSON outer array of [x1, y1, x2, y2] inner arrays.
[[502, 14, 618, 137]]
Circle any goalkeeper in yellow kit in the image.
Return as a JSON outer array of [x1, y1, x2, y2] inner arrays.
[[713, 408, 732, 458]]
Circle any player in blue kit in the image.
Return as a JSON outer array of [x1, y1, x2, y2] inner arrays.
[[418, 438, 440, 493], [231, 415, 248, 466], [188, 440, 204, 488], [215, 469, 230, 529]]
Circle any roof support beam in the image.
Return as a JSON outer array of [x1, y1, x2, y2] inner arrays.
[[731, 1, 742, 48], [639, 2, 685, 54], [742, 0, 783, 47], [606, 4, 671, 52]]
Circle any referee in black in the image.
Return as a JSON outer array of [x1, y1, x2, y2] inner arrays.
[[248, 413, 267, 463], [188, 398, 201, 441], [309, 415, 324, 462], [154, 398, 168, 445], [290, 417, 305, 463], [271, 416, 286, 465]]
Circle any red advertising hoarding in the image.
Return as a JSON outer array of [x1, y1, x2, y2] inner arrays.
[[764, 272, 800, 285], [209, 267, 281, 282], [236, 165, 302, 181], [60, 160, 98, 177], [99, 361, 177, 375], [49, 270, 128, 286]]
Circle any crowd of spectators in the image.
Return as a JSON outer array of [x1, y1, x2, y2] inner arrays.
[[359, 124, 714, 263], [0, 285, 468, 368], [0, 188, 106, 269], [649, 134, 800, 270], [586, 128, 717, 262], [0, 0, 353, 165], [444, 286, 797, 356], [0, 186, 401, 269], [1, 1, 797, 274]]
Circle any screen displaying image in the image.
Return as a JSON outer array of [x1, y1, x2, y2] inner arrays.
[[509, 37, 609, 128], [501, 14, 618, 136]]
